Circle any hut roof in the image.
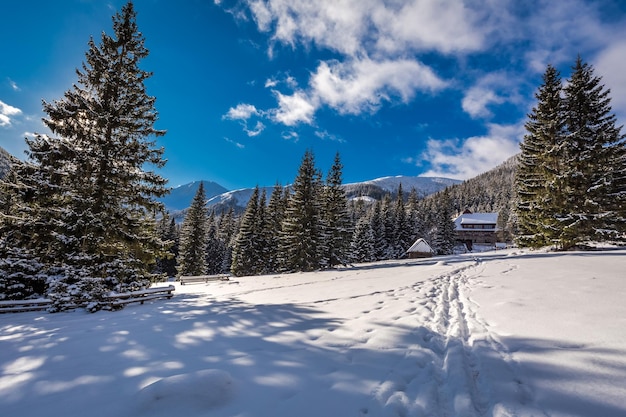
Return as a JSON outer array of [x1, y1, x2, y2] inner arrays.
[[406, 238, 433, 254]]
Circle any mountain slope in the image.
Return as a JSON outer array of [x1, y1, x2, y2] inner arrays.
[[160, 180, 229, 211], [206, 176, 460, 214], [163, 175, 460, 214], [344, 176, 460, 199], [205, 186, 277, 215]]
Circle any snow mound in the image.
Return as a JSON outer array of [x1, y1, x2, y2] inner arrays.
[[135, 369, 234, 415]]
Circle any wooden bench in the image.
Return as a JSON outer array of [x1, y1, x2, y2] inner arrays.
[[107, 285, 175, 307], [0, 298, 51, 313], [0, 285, 175, 313], [179, 274, 230, 285]]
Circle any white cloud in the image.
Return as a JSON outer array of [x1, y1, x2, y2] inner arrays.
[[314, 129, 345, 143], [264, 74, 298, 89], [281, 131, 299, 141], [595, 38, 626, 124], [265, 78, 279, 88], [8, 79, 20, 91], [231, 57, 447, 129], [461, 72, 526, 120], [270, 90, 316, 126], [311, 58, 446, 115], [223, 103, 260, 121], [247, 0, 369, 57], [244, 121, 265, 137], [234, 0, 477, 128], [370, 0, 487, 55], [0, 100, 22, 127], [419, 123, 523, 180], [224, 137, 245, 149], [462, 87, 504, 119], [223, 103, 266, 136], [227, 0, 626, 146], [505, 0, 623, 75], [245, 0, 489, 58]]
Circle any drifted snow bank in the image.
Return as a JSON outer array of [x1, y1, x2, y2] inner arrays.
[[134, 369, 234, 415]]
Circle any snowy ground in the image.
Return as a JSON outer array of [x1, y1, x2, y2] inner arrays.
[[1, 248, 625, 417]]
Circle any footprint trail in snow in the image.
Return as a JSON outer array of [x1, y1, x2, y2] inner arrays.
[[313, 261, 545, 417]]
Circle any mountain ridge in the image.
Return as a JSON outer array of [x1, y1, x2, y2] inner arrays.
[[163, 175, 463, 214], [160, 180, 228, 211]]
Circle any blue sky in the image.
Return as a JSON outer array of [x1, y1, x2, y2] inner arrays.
[[1, 0, 625, 190]]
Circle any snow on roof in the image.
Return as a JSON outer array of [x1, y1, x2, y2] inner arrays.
[[406, 238, 433, 253], [454, 212, 498, 230]]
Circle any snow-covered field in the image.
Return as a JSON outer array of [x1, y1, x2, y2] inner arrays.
[[1, 249, 625, 417]]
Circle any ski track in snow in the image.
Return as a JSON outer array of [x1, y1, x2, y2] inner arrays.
[[308, 261, 546, 417]]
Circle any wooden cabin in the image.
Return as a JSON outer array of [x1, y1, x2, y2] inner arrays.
[[405, 238, 433, 258], [454, 210, 499, 251]]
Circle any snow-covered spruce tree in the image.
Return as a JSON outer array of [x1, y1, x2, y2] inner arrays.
[[205, 211, 227, 274], [321, 153, 352, 268], [406, 188, 425, 243], [257, 189, 269, 273], [350, 216, 375, 263], [393, 184, 413, 258], [218, 207, 237, 272], [177, 182, 209, 276], [369, 200, 387, 261], [263, 183, 287, 273], [0, 159, 47, 300], [432, 189, 456, 255], [0, 167, 47, 301], [280, 150, 323, 272], [155, 213, 178, 278], [515, 64, 567, 248], [0, 2, 168, 311], [559, 57, 626, 248], [381, 194, 396, 258], [231, 186, 266, 276]]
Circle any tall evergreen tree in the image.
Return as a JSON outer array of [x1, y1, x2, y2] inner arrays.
[[392, 184, 413, 258], [280, 150, 323, 272], [0, 2, 168, 310], [205, 211, 228, 274], [350, 217, 375, 263], [432, 190, 456, 255], [264, 183, 287, 273], [218, 207, 237, 272], [380, 194, 396, 258], [0, 158, 48, 300], [155, 213, 178, 278], [321, 153, 352, 267], [515, 64, 566, 248], [369, 200, 387, 261], [177, 182, 209, 276], [559, 57, 626, 248], [407, 188, 425, 242], [517, 58, 626, 249], [231, 186, 265, 276]]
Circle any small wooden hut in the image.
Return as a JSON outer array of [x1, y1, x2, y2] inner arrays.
[[405, 238, 433, 258]]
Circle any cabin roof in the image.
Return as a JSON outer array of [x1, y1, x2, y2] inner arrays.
[[454, 212, 498, 231], [406, 238, 433, 253]]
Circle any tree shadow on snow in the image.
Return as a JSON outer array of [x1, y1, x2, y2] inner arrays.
[[1, 294, 626, 417]]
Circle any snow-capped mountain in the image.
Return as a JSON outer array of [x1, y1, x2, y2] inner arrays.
[[344, 176, 460, 199], [160, 180, 228, 211], [204, 186, 277, 214], [162, 175, 461, 214]]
